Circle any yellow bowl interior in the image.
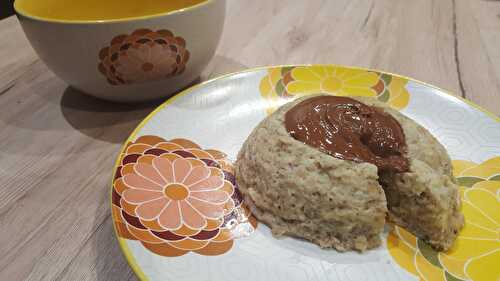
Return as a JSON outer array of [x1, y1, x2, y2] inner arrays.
[[15, 0, 208, 22]]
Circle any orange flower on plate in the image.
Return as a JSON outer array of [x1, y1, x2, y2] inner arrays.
[[112, 136, 256, 257], [388, 157, 500, 281], [99, 29, 190, 85], [122, 157, 230, 231]]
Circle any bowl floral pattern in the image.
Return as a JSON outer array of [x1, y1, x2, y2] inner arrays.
[[259, 65, 410, 114], [112, 135, 256, 257], [388, 157, 500, 281], [99, 29, 190, 85]]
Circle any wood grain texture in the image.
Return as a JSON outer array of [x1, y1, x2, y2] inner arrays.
[[0, 1, 499, 280]]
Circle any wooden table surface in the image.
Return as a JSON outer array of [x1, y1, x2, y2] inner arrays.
[[1, 1, 499, 280]]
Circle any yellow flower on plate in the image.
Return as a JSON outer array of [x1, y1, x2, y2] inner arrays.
[[259, 65, 410, 114], [388, 157, 500, 281]]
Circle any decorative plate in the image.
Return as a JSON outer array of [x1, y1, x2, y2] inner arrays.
[[111, 65, 500, 281]]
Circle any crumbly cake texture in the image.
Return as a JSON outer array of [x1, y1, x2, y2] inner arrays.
[[356, 96, 464, 251], [235, 95, 464, 252], [235, 97, 387, 252]]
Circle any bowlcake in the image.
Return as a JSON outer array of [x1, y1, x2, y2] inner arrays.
[[235, 95, 463, 252]]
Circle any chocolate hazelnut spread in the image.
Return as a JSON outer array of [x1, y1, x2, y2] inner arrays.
[[285, 96, 409, 172]]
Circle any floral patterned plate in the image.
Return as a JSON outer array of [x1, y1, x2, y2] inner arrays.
[[111, 65, 500, 281]]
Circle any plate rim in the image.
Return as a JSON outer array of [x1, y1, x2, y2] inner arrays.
[[109, 64, 500, 281]]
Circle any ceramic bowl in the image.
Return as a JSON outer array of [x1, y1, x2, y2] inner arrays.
[[14, 0, 226, 102]]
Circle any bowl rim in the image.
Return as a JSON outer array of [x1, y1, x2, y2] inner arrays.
[[14, 0, 214, 24]]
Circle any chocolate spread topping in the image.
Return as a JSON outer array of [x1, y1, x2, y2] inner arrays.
[[285, 96, 409, 172]]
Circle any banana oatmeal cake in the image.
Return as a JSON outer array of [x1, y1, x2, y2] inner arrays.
[[235, 95, 463, 252]]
